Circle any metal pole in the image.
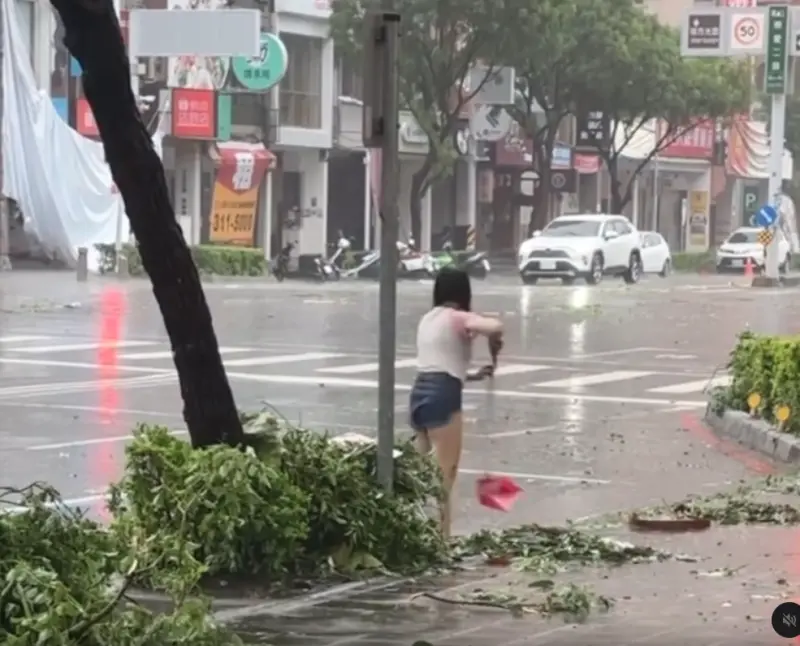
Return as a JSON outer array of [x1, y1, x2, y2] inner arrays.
[[466, 135, 477, 240], [376, 14, 400, 491], [765, 93, 785, 281], [652, 155, 659, 232], [0, 199, 11, 271]]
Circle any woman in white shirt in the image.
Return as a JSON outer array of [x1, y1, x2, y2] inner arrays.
[[409, 268, 503, 538]]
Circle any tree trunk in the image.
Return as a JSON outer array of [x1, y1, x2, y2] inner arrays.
[[409, 156, 433, 245], [52, 0, 244, 449], [527, 180, 549, 237]]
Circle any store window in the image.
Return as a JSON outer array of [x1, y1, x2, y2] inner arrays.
[[280, 34, 322, 129]]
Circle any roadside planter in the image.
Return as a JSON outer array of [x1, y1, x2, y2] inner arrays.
[[705, 331, 800, 463]]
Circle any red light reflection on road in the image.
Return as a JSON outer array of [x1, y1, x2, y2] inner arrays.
[[93, 287, 127, 520]]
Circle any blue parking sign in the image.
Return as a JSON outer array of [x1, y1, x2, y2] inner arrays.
[[755, 204, 778, 228]]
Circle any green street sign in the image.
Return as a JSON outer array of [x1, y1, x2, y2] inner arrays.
[[230, 33, 288, 92], [742, 185, 760, 221], [765, 6, 789, 95]]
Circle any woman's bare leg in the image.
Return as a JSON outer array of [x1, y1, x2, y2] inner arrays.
[[427, 412, 464, 539]]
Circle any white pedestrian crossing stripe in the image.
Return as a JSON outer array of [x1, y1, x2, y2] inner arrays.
[[533, 370, 655, 388], [120, 347, 252, 360], [492, 364, 551, 376], [224, 352, 346, 367], [10, 340, 157, 354], [0, 335, 53, 343], [646, 375, 730, 394]]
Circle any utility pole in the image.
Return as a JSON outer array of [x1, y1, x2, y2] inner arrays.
[[362, 10, 400, 490], [0, 18, 10, 271]]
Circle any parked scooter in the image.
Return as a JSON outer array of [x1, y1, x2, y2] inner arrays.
[[326, 233, 353, 272], [397, 238, 436, 278], [271, 242, 295, 282], [431, 239, 491, 278]]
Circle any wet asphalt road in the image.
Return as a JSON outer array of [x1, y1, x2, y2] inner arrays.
[[0, 270, 794, 532]]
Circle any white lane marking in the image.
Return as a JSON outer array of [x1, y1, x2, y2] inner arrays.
[[0, 335, 53, 343], [318, 358, 418, 374], [224, 372, 706, 408], [575, 347, 655, 358], [647, 375, 731, 394], [119, 347, 253, 360], [533, 370, 655, 388], [224, 352, 347, 367], [0, 374, 175, 400], [0, 357, 172, 374], [492, 364, 551, 376], [458, 468, 611, 485], [4, 493, 109, 515], [28, 428, 190, 451], [11, 340, 157, 354], [471, 425, 558, 438]]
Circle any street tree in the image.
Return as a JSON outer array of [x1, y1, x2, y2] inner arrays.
[[570, 7, 750, 212], [330, 0, 516, 243], [50, 0, 244, 448], [503, 0, 637, 232]]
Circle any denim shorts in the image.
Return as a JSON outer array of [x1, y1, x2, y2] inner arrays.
[[409, 372, 463, 432]]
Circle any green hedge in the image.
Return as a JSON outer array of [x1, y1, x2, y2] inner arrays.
[[722, 331, 800, 434], [670, 251, 716, 272], [95, 242, 267, 277]]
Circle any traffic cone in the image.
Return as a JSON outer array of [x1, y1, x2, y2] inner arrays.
[[744, 257, 754, 279]]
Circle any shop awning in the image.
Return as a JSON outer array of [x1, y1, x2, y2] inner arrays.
[[208, 141, 276, 170]]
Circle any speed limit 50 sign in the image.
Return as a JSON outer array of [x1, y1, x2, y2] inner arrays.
[[729, 12, 765, 52]]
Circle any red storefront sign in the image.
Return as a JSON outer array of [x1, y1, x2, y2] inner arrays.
[[658, 119, 715, 159], [172, 88, 215, 139], [76, 98, 99, 136], [573, 153, 600, 174]]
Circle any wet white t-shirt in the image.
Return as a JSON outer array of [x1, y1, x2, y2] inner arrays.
[[415, 307, 472, 382]]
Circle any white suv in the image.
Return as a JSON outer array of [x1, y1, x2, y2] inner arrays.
[[518, 214, 643, 285]]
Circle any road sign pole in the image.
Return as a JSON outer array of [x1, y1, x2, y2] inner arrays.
[[764, 4, 789, 282], [766, 93, 785, 280], [361, 10, 401, 491]]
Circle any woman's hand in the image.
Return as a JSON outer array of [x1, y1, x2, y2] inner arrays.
[[466, 364, 495, 381], [488, 333, 503, 361]]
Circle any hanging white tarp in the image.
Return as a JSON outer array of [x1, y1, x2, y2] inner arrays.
[[1, 0, 161, 269]]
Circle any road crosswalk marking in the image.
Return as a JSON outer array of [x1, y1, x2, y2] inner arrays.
[[533, 370, 655, 388], [646, 375, 731, 394], [0, 335, 732, 397]]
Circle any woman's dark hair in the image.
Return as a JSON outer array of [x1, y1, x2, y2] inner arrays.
[[433, 268, 471, 312]]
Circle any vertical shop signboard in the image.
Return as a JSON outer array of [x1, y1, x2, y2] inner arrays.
[[209, 144, 272, 246], [688, 190, 710, 250]]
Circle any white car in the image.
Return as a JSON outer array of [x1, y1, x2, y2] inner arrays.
[[517, 214, 643, 285], [639, 231, 672, 277], [715, 227, 791, 273]]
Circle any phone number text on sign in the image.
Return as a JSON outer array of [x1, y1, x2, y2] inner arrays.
[[211, 207, 255, 239]]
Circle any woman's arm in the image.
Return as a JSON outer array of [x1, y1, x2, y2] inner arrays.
[[461, 312, 503, 337]]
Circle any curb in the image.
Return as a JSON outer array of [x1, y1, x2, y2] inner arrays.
[[703, 408, 800, 463], [751, 275, 800, 288]]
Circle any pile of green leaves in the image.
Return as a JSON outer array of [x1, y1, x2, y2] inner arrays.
[[109, 418, 447, 585], [636, 475, 800, 526], [0, 484, 238, 645], [453, 523, 664, 572], [722, 331, 800, 432]]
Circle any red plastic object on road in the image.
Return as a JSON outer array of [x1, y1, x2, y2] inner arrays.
[[476, 474, 523, 511]]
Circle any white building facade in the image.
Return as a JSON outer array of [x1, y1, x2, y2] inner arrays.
[[270, 0, 334, 256]]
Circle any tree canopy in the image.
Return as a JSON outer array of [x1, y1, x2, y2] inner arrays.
[[330, 0, 516, 241], [502, 0, 750, 216], [330, 0, 751, 234]]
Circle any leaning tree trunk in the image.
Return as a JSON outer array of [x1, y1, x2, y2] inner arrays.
[[51, 0, 244, 448]]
